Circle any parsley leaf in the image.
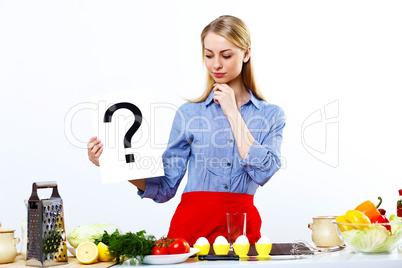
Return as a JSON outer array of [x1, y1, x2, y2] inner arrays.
[[95, 229, 156, 264]]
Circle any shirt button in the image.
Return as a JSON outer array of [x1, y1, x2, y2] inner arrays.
[[224, 186, 229, 190], [227, 162, 231, 167], [229, 139, 233, 143]]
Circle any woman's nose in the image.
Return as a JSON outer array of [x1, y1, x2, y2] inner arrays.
[[213, 58, 222, 70]]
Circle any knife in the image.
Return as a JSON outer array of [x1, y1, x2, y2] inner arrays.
[[198, 255, 239, 261], [197, 255, 297, 261]]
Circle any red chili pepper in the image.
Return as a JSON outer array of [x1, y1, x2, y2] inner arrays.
[[371, 214, 391, 232]]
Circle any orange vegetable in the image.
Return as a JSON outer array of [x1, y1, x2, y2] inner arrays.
[[355, 200, 380, 220]]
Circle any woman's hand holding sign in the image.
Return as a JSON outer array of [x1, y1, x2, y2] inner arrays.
[[87, 136, 103, 167], [87, 136, 146, 191]]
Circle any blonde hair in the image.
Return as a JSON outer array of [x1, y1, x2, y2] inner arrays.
[[188, 15, 266, 103]]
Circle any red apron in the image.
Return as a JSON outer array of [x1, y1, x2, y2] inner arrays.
[[167, 191, 262, 246]]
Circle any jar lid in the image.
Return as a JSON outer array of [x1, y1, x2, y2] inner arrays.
[[399, 189, 402, 195], [0, 222, 15, 233]]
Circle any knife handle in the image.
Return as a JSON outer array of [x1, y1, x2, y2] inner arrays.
[[198, 255, 239, 261]]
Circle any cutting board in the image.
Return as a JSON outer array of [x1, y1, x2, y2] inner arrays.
[[0, 255, 115, 268]]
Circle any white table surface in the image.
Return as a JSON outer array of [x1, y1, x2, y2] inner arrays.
[[118, 246, 402, 268]]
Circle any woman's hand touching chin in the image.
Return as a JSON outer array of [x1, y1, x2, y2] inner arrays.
[[212, 83, 238, 118]]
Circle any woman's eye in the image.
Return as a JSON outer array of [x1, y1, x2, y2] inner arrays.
[[205, 55, 213, 59], [222, 55, 231, 59]]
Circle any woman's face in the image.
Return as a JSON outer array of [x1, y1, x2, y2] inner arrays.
[[203, 32, 249, 85]]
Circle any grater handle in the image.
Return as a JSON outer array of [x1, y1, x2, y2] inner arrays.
[[35, 181, 58, 188], [31, 181, 61, 199]]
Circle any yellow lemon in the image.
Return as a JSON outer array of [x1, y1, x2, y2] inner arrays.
[[76, 242, 99, 264], [55, 242, 67, 262], [97, 242, 113, 262]]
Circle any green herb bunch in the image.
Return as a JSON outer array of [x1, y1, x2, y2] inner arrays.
[[95, 229, 156, 264]]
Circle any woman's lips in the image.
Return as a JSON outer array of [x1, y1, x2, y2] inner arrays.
[[213, 73, 225, 78]]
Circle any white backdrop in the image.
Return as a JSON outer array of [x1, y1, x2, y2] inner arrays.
[[1, 0, 401, 250]]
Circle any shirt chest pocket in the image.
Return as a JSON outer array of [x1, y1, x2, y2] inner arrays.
[[201, 129, 234, 176], [190, 115, 234, 175]]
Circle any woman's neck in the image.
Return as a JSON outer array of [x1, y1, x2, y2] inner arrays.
[[228, 76, 249, 108]]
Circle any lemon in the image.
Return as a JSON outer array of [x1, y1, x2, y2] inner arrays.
[[55, 242, 68, 262], [97, 242, 113, 262], [76, 242, 99, 264]]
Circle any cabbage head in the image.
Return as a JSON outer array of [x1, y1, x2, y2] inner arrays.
[[341, 225, 389, 253], [376, 215, 402, 252], [389, 214, 402, 234], [341, 214, 402, 253], [67, 223, 120, 248]]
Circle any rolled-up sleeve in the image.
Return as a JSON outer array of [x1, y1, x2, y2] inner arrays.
[[137, 105, 191, 203], [239, 107, 285, 186]]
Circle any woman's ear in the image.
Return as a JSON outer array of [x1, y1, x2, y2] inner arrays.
[[243, 47, 251, 63]]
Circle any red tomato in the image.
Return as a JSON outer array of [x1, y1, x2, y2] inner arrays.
[[156, 237, 173, 247], [167, 238, 190, 254], [152, 246, 168, 255]]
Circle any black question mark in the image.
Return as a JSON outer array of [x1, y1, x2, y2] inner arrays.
[[103, 102, 142, 163]]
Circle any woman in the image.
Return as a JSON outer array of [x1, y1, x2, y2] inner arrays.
[[88, 15, 285, 245]]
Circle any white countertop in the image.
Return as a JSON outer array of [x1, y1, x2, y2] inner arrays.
[[118, 247, 402, 268]]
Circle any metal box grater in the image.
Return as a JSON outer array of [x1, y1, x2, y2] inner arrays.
[[26, 181, 68, 267]]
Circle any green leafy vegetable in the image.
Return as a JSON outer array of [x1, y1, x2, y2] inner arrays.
[[67, 223, 120, 248], [340, 214, 402, 253], [95, 230, 156, 264], [94, 229, 120, 246], [389, 214, 402, 234], [342, 225, 389, 252]]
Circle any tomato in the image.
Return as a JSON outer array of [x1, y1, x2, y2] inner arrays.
[[156, 237, 173, 247], [152, 246, 168, 255], [167, 238, 190, 254]]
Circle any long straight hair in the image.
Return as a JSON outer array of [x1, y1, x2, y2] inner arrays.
[[189, 15, 266, 103]]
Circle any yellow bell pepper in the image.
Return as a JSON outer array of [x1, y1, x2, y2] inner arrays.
[[335, 215, 355, 232], [345, 210, 371, 229]]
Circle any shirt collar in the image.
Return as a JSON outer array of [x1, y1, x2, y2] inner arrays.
[[205, 87, 261, 110], [205, 90, 215, 106]]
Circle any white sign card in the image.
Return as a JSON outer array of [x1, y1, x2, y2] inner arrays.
[[91, 89, 169, 183]]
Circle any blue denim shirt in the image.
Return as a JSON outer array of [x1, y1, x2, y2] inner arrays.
[[138, 89, 285, 203]]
